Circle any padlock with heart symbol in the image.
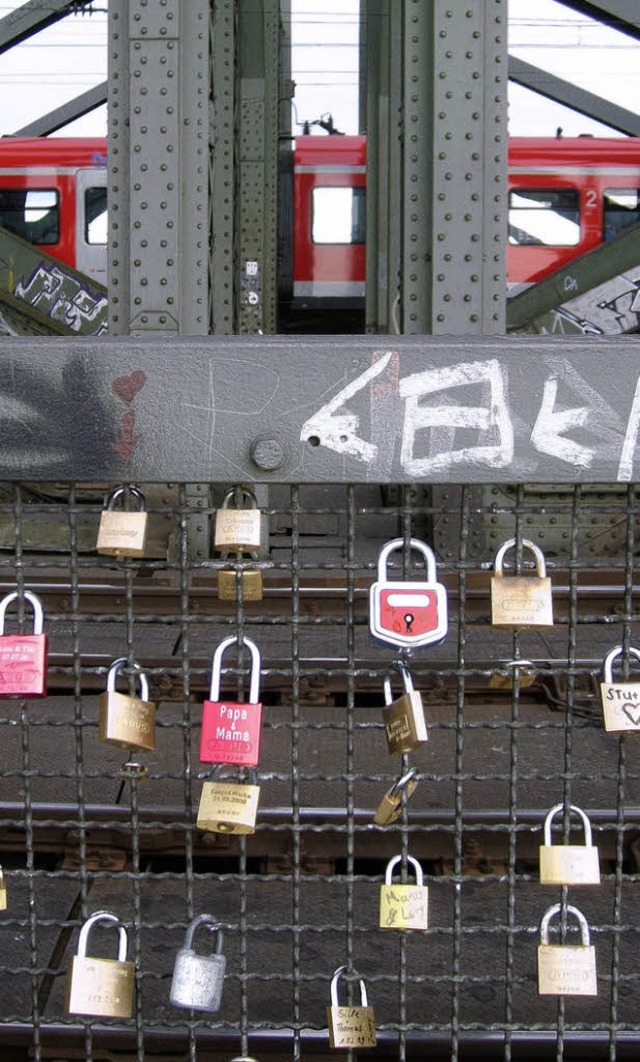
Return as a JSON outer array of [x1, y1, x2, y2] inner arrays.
[[600, 645, 640, 732]]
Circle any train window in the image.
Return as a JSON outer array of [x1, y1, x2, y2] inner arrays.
[[508, 188, 580, 246], [0, 188, 59, 245], [603, 189, 640, 241], [84, 187, 107, 244], [312, 187, 365, 244]]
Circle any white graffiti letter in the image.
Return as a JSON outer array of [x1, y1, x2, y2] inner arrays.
[[531, 377, 594, 468], [618, 374, 640, 481], [399, 359, 513, 475]]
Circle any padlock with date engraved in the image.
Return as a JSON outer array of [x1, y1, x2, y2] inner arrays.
[[369, 538, 447, 649], [97, 485, 148, 558], [537, 903, 597, 997], [0, 590, 47, 698], [382, 661, 427, 755], [200, 636, 262, 767], [491, 538, 553, 628], [214, 487, 262, 553], [539, 803, 600, 886], [600, 645, 640, 732], [197, 765, 260, 834], [66, 910, 135, 1018], [327, 965, 376, 1050]]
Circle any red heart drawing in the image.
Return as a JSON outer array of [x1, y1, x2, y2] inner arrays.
[[112, 370, 147, 405]]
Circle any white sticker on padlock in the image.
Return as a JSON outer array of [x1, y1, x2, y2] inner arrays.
[[369, 538, 447, 649]]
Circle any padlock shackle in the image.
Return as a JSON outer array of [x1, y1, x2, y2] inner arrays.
[[602, 644, 640, 683], [376, 537, 437, 584], [543, 803, 593, 848], [207, 763, 259, 784], [209, 635, 261, 704], [183, 913, 224, 955], [493, 537, 547, 578], [222, 485, 258, 511], [77, 909, 128, 962], [0, 590, 44, 636], [105, 484, 146, 513], [106, 657, 150, 702], [389, 767, 419, 799], [383, 660, 415, 706], [330, 964, 368, 1008], [539, 903, 590, 947], [384, 853, 423, 887]]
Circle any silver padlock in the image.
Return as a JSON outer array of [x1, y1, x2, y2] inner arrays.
[[537, 903, 597, 997], [539, 803, 600, 885], [600, 645, 640, 732], [170, 914, 226, 1011]]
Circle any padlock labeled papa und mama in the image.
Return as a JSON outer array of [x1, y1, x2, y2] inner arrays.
[[0, 590, 47, 698], [170, 914, 226, 1012], [537, 903, 597, 997], [600, 645, 640, 732], [539, 803, 600, 886], [327, 965, 377, 1050], [369, 538, 447, 650], [379, 854, 428, 930], [197, 765, 260, 834], [98, 657, 156, 752], [200, 636, 262, 767], [66, 910, 135, 1019], [214, 486, 262, 553], [97, 485, 148, 558], [491, 538, 553, 628], [382, 661, 427, 756]]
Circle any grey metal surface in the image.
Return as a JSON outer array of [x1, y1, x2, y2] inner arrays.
[[14, 81, 107, 138], [558, 0, 640, 39], [209, 0, 236, 335], [0, 0, 93, 52], [2, 334, 640, 482]]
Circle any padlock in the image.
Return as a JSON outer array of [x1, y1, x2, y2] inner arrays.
[[96, 485, 148, 558], [218, 566, 263, 601], [65, 910, 135, 1018], [539, 803, 600, 885], [373, 767, 419, 826], [381, 661, 427, 755], [369, 538, 447, 649], [200, 636, 262, 767], [327, 965, 376, 1050], [197, 765, 261, 834], [98, 657, 156, 751], [0, 590, 47, 698], [170, 914, 226, 1012], [0, 867, 6, 910], [214, 487, 262, 552], [600, 645, 640, 732], [491, 538, 553, 628], [379, 854, 428, 930], [537, 903, 597, 997]]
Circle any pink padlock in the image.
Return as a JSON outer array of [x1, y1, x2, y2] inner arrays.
[[200, 636, 262, 767]]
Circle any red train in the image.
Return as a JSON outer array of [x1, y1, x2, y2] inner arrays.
[[0, 133, 638, 321]]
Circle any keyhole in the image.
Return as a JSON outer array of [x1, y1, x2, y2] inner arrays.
[[404, 613, 414, 632]]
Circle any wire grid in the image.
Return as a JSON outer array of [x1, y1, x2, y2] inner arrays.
[[0, 481, 638, 1061]]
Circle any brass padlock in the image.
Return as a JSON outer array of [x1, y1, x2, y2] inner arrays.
[[373, 767, 419, 826], [379, 854, 428, 930], [197, 765, 260, 834], [218, 565, 263, 601], [214, 487, 262, 553], [491, 538, 553, 628], [66, 910, 135, 1018], [97, 485, 148, 558], [98, 657, 155, 751], [327, 965, 377, 1050], [382, 662, 427, 755], [600, 645, 640, 732], [0, 867, 6, 910], [537, 903, 597, 997], [539, 803, 600, 886]]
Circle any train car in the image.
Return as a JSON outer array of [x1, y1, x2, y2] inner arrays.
[[0, 136, 107, 284]]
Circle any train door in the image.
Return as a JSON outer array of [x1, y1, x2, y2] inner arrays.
[[75, 167, 107, 284]]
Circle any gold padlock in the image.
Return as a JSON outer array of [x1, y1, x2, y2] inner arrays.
[[66, 910, 135, 1018], [218, 565, 263, 601], [197, 766, 260, 834], [539, 803, 600, 886], [96, 485, 148, 558], [379, 854, 428, 930], [0, 867, 6, 910], [98, 657, 155, 752], [537, 903, 597, 997], [600, 645, 640, 732], [327, 965, 377, 1050], [491, 538, 553, 628], [382, 662, 427, 755], [214, 487, 262, 553], [373, 767, 418, 826]]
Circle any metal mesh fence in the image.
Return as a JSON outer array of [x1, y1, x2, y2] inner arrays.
[[0, 480, 638, 1061]]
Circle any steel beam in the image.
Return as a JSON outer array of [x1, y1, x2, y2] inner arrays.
[[14, 81, 107, 137], [558, 0, 640, 39], [0, 0, 93, 53]]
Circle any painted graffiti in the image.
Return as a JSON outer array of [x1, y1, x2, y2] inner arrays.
[[14, 263, 108, 335]]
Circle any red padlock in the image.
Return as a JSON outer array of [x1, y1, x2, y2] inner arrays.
[[200, 636, 262, 767], [369, 538, 448, 649], [0, 590, 47, 698]]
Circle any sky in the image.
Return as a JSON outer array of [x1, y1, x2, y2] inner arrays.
[[0, 0, 637, 139]]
